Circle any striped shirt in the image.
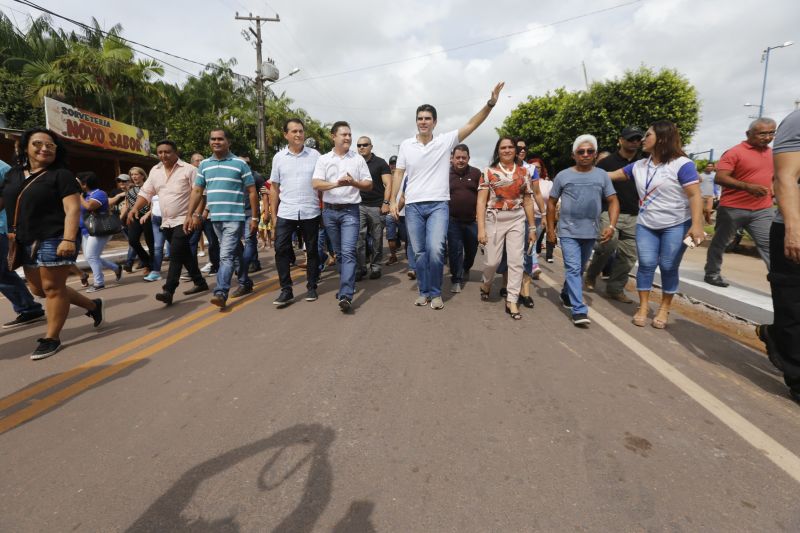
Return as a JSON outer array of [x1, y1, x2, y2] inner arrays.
[[195, 152, 254, 222]]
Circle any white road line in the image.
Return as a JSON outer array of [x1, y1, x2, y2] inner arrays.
[[540, 272, 800, 485], [679, 275, 773, 312]]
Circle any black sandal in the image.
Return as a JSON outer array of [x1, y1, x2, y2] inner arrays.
[[519, 295, 534, 308], [480, 284, 490, 301], [505, 304, 522, 320]]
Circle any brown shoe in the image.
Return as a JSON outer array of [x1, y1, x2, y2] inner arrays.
[[606, 291, 633, 304], [583, 274, 596, 291], [385, 255, 398, 266]]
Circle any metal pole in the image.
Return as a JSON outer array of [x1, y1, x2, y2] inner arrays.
[[235, 12, 280, 169], [758, 47, 771, 118]]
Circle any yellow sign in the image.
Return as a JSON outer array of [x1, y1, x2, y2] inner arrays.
[[44, 97, 151, 156]]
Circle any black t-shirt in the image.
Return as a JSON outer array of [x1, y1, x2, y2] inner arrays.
[[0, 167, 81, 244], [360, 154, 391, 207], [597, 151, 645, 215], [245, 171, 266, 215]]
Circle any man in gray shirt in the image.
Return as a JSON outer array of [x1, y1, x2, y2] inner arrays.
[[547, 134, 619, 327], [756, 110, 800, 404]]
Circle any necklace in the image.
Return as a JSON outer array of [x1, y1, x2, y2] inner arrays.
[[498, 162, 516, 176]]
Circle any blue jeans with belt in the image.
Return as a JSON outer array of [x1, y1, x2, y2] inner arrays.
[[322, 204, 360, 299]]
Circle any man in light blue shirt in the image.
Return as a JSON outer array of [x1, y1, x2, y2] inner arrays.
[[186, 129, 258, 309], [269, 118, 322, 307], [547, 135, 619, 327], [0, 158, 45, 328]]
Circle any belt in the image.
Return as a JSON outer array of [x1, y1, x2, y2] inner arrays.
[[324, 203, 357, 210]]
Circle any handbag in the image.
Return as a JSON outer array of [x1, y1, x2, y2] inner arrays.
[[7, 170, 46, 270], [85, 210, 122, 236]]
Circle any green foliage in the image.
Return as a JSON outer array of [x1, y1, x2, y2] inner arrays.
[[0, 13, 329, 173], [498, 66, 700, 173], [0, 70, 44, 129]]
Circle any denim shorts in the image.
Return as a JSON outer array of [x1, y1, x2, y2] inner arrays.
[[22, 236, 79, 268]]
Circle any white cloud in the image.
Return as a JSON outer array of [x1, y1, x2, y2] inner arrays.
[[9, 0, 800, 169]]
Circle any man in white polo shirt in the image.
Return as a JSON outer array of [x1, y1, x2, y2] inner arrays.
[[312, 121, 372, 313], [390, 82, 504, 309]]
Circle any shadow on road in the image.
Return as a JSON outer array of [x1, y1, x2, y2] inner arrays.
[[666, 316, 787, 398], [125, 423, 339, 533]]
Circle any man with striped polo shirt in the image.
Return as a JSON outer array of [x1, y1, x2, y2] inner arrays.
[[186, 128, 258, 309]]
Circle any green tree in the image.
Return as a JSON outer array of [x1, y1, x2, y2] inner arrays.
[[499, 66, 700, 172]]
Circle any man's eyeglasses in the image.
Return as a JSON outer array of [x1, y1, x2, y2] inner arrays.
[[31, 140, 57, 150], [517, 145, 526, 151], [625, 137, 643, 143], [575, 149, 596, 156], [357, 143, 371, 148]]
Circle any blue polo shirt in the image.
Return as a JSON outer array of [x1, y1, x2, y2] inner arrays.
[[551, 166, 617, 239], [0, 160, 10, 235], [195, 152, 255, 222]]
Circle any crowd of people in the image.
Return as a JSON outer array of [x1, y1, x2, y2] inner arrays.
[[0, 85, 798, 404]]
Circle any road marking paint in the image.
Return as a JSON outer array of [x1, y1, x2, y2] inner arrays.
[[0, 272, 283, 413], [0, 277, 288, 434], [540, 272, 800, 484]]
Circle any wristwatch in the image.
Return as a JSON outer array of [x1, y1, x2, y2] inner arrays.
[[251, 217, 259, 222], [382, 200, 391, 205], [487, 99, 496, 108]]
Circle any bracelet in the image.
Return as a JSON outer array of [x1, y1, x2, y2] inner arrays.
[[608, 225, 616, 230], [192, 213, 201, 218], [382, 200, 391, 205], [61, 238, 75, 243], [251, 217, 259, 222]]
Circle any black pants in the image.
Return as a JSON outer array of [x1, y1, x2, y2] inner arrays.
[[127, 217, 154, 268], [275, 216, 320, 291], [767, 223, 800, 390], [162, 225, 204, 294]]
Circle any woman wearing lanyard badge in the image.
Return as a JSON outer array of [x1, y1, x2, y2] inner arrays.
[[608, 121, 705, 329]]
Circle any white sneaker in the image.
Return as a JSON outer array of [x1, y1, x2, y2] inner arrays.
[[198, 251, 206, 257], [200, 263, 212, 273]]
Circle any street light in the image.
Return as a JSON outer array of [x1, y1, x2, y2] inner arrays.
[[744, 102, 760, 119], [758, 41, 793, 118], [267, 67, 301, 91]]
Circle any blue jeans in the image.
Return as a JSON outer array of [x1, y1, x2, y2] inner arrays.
[[0, 233, 42, 314], [323, 205, 360, 299], [560, 236, 596, 316], [212, 221, 248, 298], [385, 214, 399, 241], [398, 216, 415, 271], [242, 226, 260, 272], [151, 216, 165, 272], [405, 202, 448, 298], [81, 234, 118, 286], [636, 220, 691, 294], [447, 218, 478, 284]]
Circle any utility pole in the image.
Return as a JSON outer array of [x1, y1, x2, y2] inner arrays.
[[235, 12, 280, 168]]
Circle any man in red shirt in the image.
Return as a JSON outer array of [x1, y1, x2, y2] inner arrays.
[[704, 118, 776, 287]]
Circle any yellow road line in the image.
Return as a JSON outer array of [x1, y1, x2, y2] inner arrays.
[[0, 276, 288, 435], [0, 272, 283, 412], [539, 271, 800, 485]]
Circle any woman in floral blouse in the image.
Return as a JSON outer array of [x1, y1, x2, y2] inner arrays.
[[477, 137, 539, 319]]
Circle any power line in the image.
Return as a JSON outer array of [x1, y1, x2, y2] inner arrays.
[[10, 0, 250, 81], [282, 0, 642, 85]]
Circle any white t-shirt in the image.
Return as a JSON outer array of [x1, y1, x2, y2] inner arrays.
[[623, 156, 699, 230], [313, 149, 372, 205], [396, 129, 459, 204], [151, 195, 161, 217]]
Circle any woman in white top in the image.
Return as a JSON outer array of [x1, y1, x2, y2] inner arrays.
[[609, 121, 705, 329]]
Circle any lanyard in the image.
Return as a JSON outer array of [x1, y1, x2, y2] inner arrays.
[[640, 158, 662, 207]]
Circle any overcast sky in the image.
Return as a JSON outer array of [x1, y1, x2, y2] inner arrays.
[[4, 0, 799, 169]]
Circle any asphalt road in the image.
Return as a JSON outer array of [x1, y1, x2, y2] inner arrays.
[[1, 248, 799, 532]]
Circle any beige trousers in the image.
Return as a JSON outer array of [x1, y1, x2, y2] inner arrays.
[[481, 209, 526, 303]]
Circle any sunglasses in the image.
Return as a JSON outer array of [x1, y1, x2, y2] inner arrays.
[[356, 143, 371, 148], [31, 140, 57, 150], [575, 149, 596, 156]]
